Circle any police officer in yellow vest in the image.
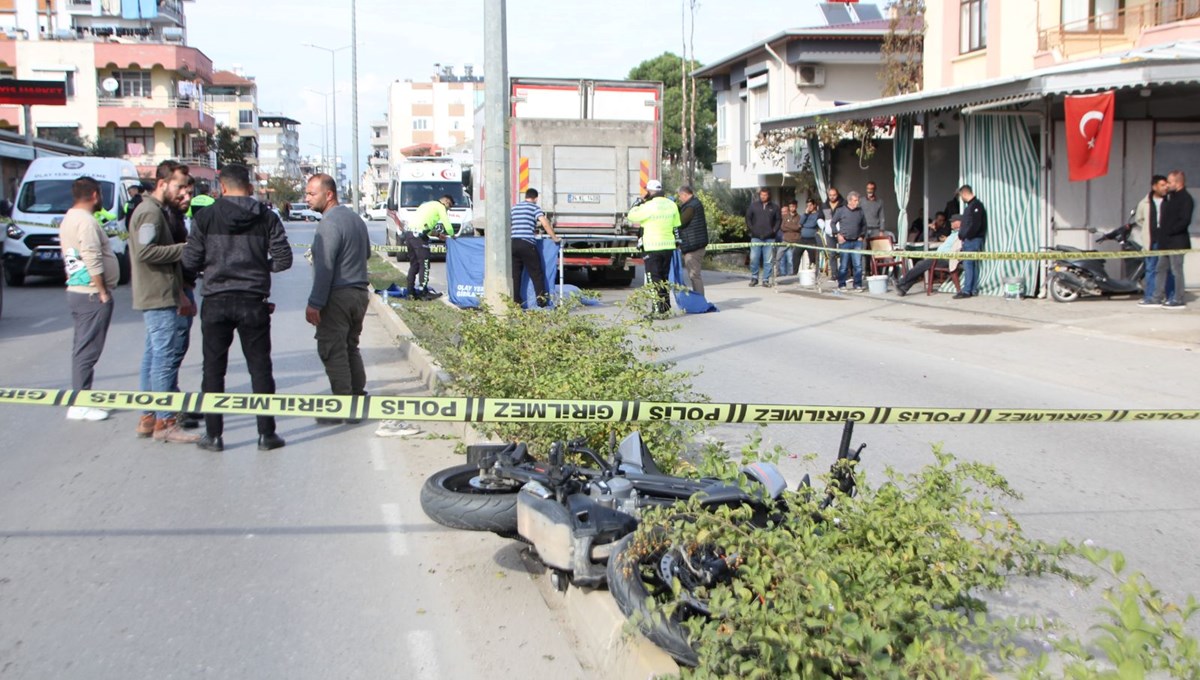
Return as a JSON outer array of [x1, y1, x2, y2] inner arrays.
[[627, 179, 681, 317]]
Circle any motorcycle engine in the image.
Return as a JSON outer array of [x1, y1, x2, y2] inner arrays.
[[589, 477, 636, 514]]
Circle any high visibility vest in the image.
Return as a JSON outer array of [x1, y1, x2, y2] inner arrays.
[[410, 201, 454, 236], [94, 208, 117, 226], [188, 194, 215, 218], [628, 196, 680, 252]]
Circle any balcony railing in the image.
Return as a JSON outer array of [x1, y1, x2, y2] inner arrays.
[[1039, 0, 1200, 55], [98, 96, 213, 116], [125, 153, 215, 170], [206, 94, 256, 103]]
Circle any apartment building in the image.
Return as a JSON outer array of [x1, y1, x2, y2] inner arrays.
[[258, 114, 300, 179], [762, 0, 1200, 295], [387, 64, 483, 160], [364, 115, 388, 204], [207, 67, 257, 171], [695, 2, 902, 193], [0, 0, 216, 180]]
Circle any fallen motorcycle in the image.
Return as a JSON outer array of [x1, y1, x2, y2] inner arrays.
[[419, 430, 790, 590], [606, 420, 864, 667]]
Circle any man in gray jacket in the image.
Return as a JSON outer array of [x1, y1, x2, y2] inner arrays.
[[184, 164, 292, 452], [305, 174, 372, 421], [833, 191, 868, 290]]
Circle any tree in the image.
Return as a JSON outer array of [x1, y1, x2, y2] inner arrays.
[[264, 175, 302, 205], [627, 52, 717, 169], [86, 136, 124, 158], [214, 124, 245, 169], [881, 0, 925, 96]]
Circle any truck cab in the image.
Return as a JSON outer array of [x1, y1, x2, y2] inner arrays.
[[5, 157, 138, 287], [384, 157, 474, 261]]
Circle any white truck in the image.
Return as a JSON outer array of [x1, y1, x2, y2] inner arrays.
[[5, 157, 139, 287], [472, 77, 663, 286], [383, 157, 473, 261]]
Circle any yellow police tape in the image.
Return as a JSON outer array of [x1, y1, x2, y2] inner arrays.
[[292, 240, 1189, 262], [2, 387, 1196, 425]]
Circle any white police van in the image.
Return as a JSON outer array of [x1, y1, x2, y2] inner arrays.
[[4, 157, 140, 286]]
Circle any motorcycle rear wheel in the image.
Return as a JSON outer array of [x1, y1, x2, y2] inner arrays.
[[1048, 274, 1081, 303], [606, 532, 701, 667], [420, 464, 521, 534]]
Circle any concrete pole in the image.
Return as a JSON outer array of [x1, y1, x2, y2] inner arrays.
[[351, 0, 362, 212], [22, 105, 33, 145], [330, 52, 338, 189], [483, 0, 512, 308]]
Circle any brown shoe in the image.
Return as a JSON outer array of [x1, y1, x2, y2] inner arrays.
[[137, 414, 156, 438], [152, 417, 201, 444]]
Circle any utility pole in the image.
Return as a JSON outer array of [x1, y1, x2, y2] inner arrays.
[[350, 0, 362, 212], [483, 0, 512, 308]]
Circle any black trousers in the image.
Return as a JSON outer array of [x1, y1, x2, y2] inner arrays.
[[405, 231, 431, 292], [200, 293, 276, 437], [511, 238, 548, 307], [644, 250, 673, 315]]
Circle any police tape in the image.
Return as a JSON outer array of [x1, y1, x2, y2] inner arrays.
[[2, 387, 1197, 425], [291, 240, 1189, 261]]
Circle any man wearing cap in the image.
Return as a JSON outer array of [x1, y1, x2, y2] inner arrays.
[[894, 215, 962, 296], [628, 180, 680, 317]]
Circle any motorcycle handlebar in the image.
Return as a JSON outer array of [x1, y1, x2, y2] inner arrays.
[[837, 419, 855, 459]]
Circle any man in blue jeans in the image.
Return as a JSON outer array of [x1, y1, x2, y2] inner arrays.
[[127, 160, 200, 444], [833, 192, 867, 290], [745, 187, 781, 287], [955, 185, 987, 299]]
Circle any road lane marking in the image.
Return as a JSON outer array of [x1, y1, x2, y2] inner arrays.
[[405, 630, 440, 680], [369, 438, 388, 472], [380, 503, 408, 556]]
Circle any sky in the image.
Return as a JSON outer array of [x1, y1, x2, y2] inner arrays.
[[188, 0, 826, 177]]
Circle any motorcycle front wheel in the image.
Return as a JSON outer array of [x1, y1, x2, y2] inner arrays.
[[606, 531, 701, 667], [419, 464, 521, 534], [1048, 274, 1081, 303]]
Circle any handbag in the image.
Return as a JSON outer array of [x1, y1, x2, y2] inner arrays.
[[64, 248, 93, 287]]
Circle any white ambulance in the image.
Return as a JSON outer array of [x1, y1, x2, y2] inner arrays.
[[383, 157, 473, 261], [5, 157, 141, 286]]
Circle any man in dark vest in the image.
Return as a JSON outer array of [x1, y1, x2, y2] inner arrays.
[[675, 185, 708, 295]]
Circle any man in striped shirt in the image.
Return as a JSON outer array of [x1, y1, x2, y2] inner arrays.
[[510, 188, 560, 307]]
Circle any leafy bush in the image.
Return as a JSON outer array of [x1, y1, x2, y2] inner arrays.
[[697, 190, 746, 243], [432, 293, 703, 469]]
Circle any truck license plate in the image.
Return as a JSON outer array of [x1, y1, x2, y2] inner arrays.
[[36, 250, 61, 261], [567, 194, 600, 204]]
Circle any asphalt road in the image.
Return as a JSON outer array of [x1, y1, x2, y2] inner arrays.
[[0, 220, 590, 680]]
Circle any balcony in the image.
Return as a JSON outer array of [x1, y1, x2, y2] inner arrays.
[[94, 44, 213, 84], [1038, 0, 1200, 64], [98, 96, 215, 134]]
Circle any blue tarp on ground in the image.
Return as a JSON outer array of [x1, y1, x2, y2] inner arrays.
[[446, 237, 593, 309], [669, 251, 719, 314]]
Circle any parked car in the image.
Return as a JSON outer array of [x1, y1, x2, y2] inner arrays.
[[363, 201, 388, 221], [287, 202, 321, 222]]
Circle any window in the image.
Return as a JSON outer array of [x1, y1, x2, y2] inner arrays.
[[752, 89, 770, 124], [412, 118, 430, 130], [18, 180, 115, 216], [1063, 0, 1123, 31], [238, 109, 255, 127], [959, 0, 987, 53], [716, 105, 727, 145], [114, 70, 152, 98], [112, 127, 154, 155]]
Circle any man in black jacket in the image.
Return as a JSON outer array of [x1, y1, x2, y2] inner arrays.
[[745, 187, 781, 287], [182, 164, 293, 452], [676, 185, 708, 295], [1146, 170, 1192, 309], [955, 185, 987, 299]]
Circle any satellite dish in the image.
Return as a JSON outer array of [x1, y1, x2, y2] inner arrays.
[[101, 77, 119, 94]]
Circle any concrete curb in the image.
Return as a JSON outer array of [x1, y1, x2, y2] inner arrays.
[[369, 292, 681, 679]]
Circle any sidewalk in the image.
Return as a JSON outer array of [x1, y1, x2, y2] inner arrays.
[[695, 268, 1199, 349]]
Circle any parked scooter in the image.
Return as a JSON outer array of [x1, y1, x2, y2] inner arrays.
[[1048, 218, 1145, 303]]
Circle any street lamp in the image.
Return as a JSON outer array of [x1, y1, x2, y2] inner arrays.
[[303, 42, 352, 194], [307, 122, 327, 170]]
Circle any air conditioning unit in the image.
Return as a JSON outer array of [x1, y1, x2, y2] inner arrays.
[[795, 65, 826, 88], [161, 27, 184, 42]]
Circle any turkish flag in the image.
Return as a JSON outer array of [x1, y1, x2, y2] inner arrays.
[[1064, 91, 1115, 182]]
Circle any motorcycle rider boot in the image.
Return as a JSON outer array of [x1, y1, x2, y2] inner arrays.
[[136, 413, 156, 438], [152, 417, 201, 444]]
